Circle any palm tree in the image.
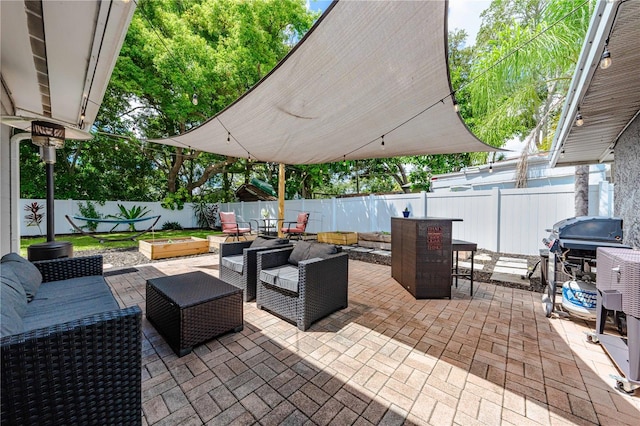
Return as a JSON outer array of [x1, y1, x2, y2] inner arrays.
[[459, 0, 593, 212]]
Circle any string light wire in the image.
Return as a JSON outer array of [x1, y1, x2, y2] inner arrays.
[[338, 0, 590, 162]]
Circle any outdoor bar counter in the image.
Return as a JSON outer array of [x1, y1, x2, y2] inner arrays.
[[391, 216, 462, 299]]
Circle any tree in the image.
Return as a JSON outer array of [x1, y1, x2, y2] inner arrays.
[[19, 133, 160, 201], [460, 0, 593, 171], [97, 0, 317, 204]]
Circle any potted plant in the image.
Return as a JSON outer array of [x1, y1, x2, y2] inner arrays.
[[402, 207, 410, 218]]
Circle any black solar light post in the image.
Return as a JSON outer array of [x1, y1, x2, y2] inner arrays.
[[27, 121, 73, 260]]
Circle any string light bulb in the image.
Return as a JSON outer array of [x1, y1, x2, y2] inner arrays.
[[452, 99, 459, 112], [343, 156, 346, 166], [489, 163, 493, 173], [600, 47, 611, 69], [192, 93, 198, 105], [575, 111, 584, 127], [227, 132, 230, 144], [381, 135, 385, 150]]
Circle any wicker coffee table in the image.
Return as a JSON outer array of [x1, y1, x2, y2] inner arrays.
[[146, 271, 243, 356]]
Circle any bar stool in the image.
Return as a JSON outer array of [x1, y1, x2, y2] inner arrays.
[[452, 239, 477, 296]]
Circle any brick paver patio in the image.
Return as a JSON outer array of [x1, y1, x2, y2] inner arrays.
[[104, 254, 640, 425]]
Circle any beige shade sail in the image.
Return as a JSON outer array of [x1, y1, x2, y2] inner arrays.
[[151, 0, 497, 164]]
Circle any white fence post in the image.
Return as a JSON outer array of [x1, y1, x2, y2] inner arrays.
[[369, 194, 376, 232], [493, 188, 501, 253], [420, 191, 427, 217]]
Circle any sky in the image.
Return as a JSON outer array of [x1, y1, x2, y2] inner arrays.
[[307, 0, 491, 45]]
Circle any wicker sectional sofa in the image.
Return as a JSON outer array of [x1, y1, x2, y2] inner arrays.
[[256, 242, 348, 331], [219, 237, 291, 301], [1, 253, 142, 425]]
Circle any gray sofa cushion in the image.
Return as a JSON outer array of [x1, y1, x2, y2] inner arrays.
[[288, 241, 338, 266], [1, 267, 27, 317], [250, 237, 289, 248], [0, 302, 23, 338], [1, 268, 26, 337], [221, 255, 244, 273], [1, 252, 42, 301], [260, 265, 299, 293], [23, 275, 119, 332]]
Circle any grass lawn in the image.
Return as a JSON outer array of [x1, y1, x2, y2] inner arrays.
[[20, 229, 223, 257]]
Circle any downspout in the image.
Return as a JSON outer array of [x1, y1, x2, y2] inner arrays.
[[9, 133, 31, 252]]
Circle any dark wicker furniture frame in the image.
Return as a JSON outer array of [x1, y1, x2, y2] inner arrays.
[[219, 240, 292, 302], [452, 239, 477, 296], [1, 255, 142, 425], [256, 247, 348, 331], [146, 272, 244, 356]]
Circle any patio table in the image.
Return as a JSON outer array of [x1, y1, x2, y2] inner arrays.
[[146, 271, 243, 356], [252, 217, 280, 237]]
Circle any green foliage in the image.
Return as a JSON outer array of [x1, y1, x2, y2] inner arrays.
[[23, 202, 44, 235], [161, 188, 189, 210], [459, 0, 593, 165], [101, 0, 317, 200], [192, 200, 219, 229], [77, 201, 104, 232], [108, 204, 151, 232], [161, 221, 183, 230], [19, 133, 161, 201]]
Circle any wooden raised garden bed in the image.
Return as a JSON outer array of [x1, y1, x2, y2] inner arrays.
[[139, 237, 209, 260], [358, 232, 392, 250], [317, 232, 358, 245]]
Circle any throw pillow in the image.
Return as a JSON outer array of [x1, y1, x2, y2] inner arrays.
[[307, 243, 338, 260], [1, 252, 43, 301], [251, 237, 289, 248], [288, 241, 312, 266]]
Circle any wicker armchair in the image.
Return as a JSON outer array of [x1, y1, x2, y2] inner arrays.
[[1, 256, 142, 425], [219, 238, 291, 302], [256, 244, 348, 331]]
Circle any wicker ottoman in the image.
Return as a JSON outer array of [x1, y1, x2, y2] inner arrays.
[[146, 271, 243, 356]]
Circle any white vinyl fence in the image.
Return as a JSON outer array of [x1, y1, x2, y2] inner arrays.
[[21, 182, 614, 256]]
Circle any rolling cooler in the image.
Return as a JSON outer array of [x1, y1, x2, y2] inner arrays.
[[588, 247, 640, 394]]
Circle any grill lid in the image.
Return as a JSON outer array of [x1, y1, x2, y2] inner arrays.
[[552, 216, 624, 243]]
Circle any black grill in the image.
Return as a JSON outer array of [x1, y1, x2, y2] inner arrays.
[[541, 216, 631, 317]]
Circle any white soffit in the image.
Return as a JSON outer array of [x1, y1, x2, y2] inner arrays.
[[152, 0, 496, 165], [550, 0, 640, 167], [1, 0, 135, 138]]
